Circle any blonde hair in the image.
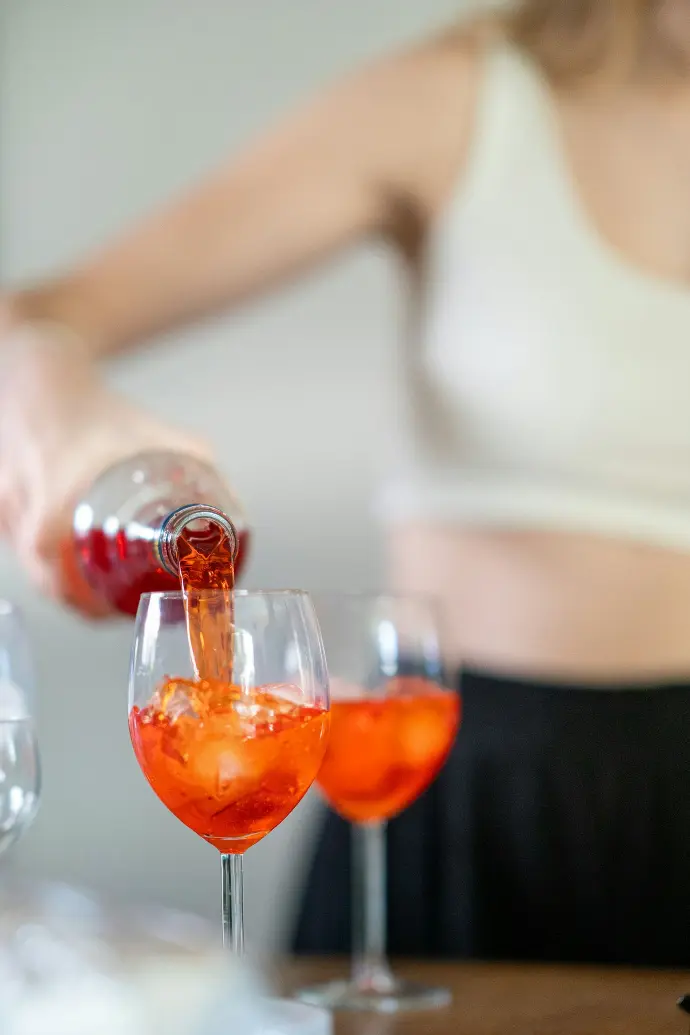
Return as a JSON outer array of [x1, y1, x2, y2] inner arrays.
[[505, 1, 685, 83]]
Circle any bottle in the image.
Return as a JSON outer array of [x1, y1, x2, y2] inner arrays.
[[62, 451, 249, 617]]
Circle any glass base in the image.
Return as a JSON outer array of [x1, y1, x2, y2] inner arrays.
[[294, 978, 452, 1014]]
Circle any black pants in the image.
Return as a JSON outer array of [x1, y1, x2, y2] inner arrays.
[[293, 670, 690, 966]]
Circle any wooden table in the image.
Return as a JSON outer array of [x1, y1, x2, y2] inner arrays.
[[283, 959, 690, 1035]]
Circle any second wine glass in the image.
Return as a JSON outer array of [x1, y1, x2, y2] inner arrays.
[[128, 589, 330, 953], [296, 594, 460, 1013]]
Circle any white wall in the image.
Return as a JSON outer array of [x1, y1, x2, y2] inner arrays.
[[0, 0, 474, 952]]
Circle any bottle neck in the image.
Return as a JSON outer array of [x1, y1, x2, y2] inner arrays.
[[156, 504, 238, 576]]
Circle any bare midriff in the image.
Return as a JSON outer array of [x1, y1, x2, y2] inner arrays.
[[387, 523, 690, 683]]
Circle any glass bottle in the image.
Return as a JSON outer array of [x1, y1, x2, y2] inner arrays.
[[62, 450, 248, 616]]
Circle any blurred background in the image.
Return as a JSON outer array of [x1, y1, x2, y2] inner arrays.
[[0, 0, 481, 952]]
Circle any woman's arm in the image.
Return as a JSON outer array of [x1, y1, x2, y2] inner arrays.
[[0, 30, 480, 606], [6, 32, 479, 357]]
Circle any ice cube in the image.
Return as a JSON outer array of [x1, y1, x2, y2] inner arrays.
[[217, 747, 245, 787], [232, 699, 263, 722], [259, 683, 304, 708], [226, 685, 298, 735], [159, 683, 200, 722], [186, 737, 248, 793]]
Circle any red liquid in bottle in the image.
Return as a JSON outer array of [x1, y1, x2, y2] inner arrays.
[[69, 524, 249, 617], [64, 451, 249, 618]]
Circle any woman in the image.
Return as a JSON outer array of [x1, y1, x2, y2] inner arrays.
[[3, 0, 690, 964]]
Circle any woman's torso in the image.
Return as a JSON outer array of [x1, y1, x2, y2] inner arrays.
[[383, 32, 690, 681], [388, 525, 690, 679]]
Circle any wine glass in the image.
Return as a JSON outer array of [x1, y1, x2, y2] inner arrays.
[[0, 601, 41, 858], [295, 594, 460, 1013], [128, 590, 330, 953]]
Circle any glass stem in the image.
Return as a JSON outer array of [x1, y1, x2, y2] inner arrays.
[[221, 853, 245, 954], [352, 821, 394, 992]]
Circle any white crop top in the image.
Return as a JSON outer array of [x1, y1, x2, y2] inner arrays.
[[376, 42, 690, 552]]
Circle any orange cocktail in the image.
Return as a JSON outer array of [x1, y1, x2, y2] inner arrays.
[[296, 595, 458, 1012], [130, 677, 329, 853], [317, 677, 460, 823]]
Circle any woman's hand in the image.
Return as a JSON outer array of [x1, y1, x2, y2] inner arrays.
[[0, 314, 212, 612]]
